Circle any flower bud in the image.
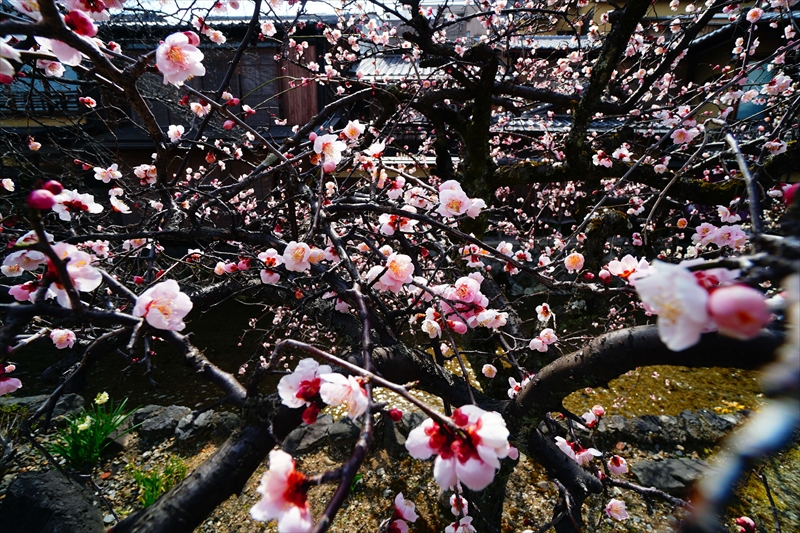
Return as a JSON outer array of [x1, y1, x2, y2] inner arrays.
[[42, 180, 63, 194], [183, 31, 200, 46], [223, 120, 236, 130], [388, 408, 403, 422], [27, 189, 55, 210]]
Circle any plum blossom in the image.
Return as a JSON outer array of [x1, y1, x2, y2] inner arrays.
[[634, 262, 712, 351], [378, 253, 415, 293], [342, 120, 365, 140], [378, 206, 418, 236], [250, 450, 313, 533], [48, 243, 103, 307], [2, 249, 47, 276], [708, 285, 771, 340], [438, 184, 471, 218], [132, 279, 193, 331], [52, 189, 103, 221], [283, 241, 312, 272], [450, 494, 468, 516], [445, 516, 476, 533], [1, 40, 21, 85], [555, 436, 601, 466], [564, 252, 584, 273], [94, 163, 121, 183], [606, 255, 650, 282], [717, 206, 741, 223], [37, 60, 65, 78], [0, 365, 22, 395], [608, 455, 628, 475], [764, 140, 787, 155], [507, 374, 532, 397], [319, 373, 368, 419], [482, 364, 497, 378], [746, 7, 763, 23], [393, 493, 418, 523], [168, 124, 184, 143], [278, 358, 331, 424], [405, 405, 510, 491], [592, 150, 613, 168], [261, 21, 277, 37], [605, 499, 629, 521], [156, 32, 206, 86], [314, 134, 346, 165], [670, 127, 700, 144], [50, 328, 76, 349], [536, 302, 553, 323]]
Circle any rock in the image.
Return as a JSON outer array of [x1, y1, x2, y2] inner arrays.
[[283, 414, 333, 455], [0, 393, 84, 420], [382, 418, 407, 458], [0, 470, 105, 533], [400, 411, 426, 433], [175, 409, 216, 441], [632, 458, 710, 495], [211, 411, 241, 441], [0, 394, 49, 412], [137, 405, 191, 442], [133, 405, 164, 425], [328, 417, 361, 446]]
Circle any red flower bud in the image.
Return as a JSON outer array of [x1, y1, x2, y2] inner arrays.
[[65, 10, 98, 37], [27, 189, 56, 210], [183, 31, 201, 46], [388, 408, 403, 422], [226, 98, 240, 106], [223, 120, 236, 130], [133, 275, 145, 285], [42, 180, 63, 194]]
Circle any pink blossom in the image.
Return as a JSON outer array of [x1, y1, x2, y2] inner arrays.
[[608, 455, 628, 475], [94, 163, 121, 183], [388, 520, 409, 533], [482, 364, 497, 378], [692, 223, 719, 247], [634, 262, 711, 351], [379, 253, 414, 293], [670, 127, 699, 145], [319, 373, 368, 419], [405, 405, 510, 491], [168, 124, 184, 143], [555, 436, 601, 465], [708, 285, 771, 340], [605, 499, 629, 521], [539, 328, 558, 345], [472, 309, 508, 330], [717, 206, 741, 223], [445, 516, 475, 533], [393, 493, 418, 522], [746, 7, 763, 23], [536, 303, 553, 323], [278, 358, 332, 416], [49, 243, 102, 308], [64, 10, 97, 37], [156, 32, 206, 86], [735, 516, 756, 533], [314, 134, 346, 165], [342, 120, 365, 140], [764, 140, 786, 155], [132, 279, 193, 331], [507, 375, 532, 398], [9, 281, 39, 302], [438, 187, 471, 218], [450, 494, 468, 516], [2, 250, 46, 276], [250, 450, 313, 533], [0, 365, 22, 395], [52, 189, 104, 220], [261, 21, 277, 37], [529, 337, 547, 352], [592, 150, 613, 168], [606, 254, 644, 280], [50, 328, 76, 349], [564, 252, 584, 273], [283, 241, 312, 272]]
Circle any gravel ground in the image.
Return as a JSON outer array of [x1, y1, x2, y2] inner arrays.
[[1, 417, 797, 533]]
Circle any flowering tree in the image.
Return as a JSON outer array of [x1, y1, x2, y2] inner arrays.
[[1, 0, 798, 532]]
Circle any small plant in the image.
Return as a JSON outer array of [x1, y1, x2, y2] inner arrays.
[[48, 392, 136, 473], [127, 455, 188, 508]]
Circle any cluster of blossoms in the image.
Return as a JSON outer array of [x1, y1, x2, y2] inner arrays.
[[277, 358, 368, 424], [692, 223, 748, 250], [528, 328, 558, 352], [436, 180, 486, 219], [634, 261, 771, 351], [411, 272, 508, 338], [405, 405, 510, 491]]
